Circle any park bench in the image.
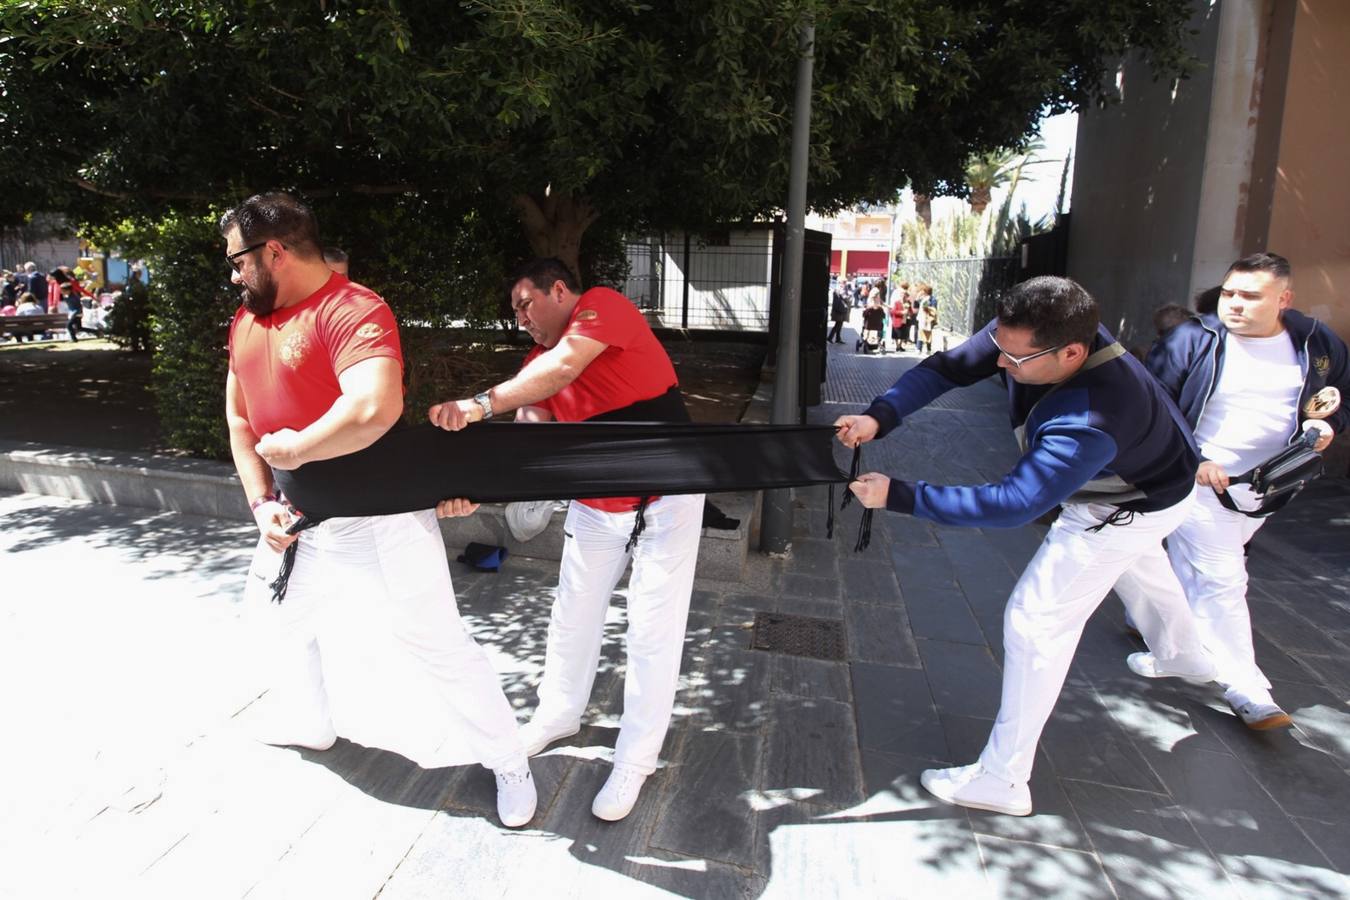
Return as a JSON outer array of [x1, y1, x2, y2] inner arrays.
[[0, 314, 69, 340]]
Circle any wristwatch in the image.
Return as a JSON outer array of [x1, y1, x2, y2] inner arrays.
[[473, 391, 493, 421]]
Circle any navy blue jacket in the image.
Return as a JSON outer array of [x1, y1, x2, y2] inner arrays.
[[1145, 309, 1350, 445], [25, 271, 46, 301], [862, 320, 1199, 528]]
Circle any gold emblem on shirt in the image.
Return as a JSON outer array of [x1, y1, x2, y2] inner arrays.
[[355, 322, 384, 340], [575, 310, 599, 322], [279, 331, 313, 369], [1312, 355, 1330, 377]]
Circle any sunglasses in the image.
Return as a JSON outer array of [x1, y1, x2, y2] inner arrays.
[[226, 241, 268, 271], [990, 333, 1063, 368]]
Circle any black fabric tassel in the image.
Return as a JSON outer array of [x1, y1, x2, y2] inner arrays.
[[831, 442, 874, 550], [855, 508, 874, 552], [836, 445, 873, 551], [839, 445, 863, 510], [626, 497, 652, 552], [268, 541, 298, 604], [826, 483, 835, 538], [269, 514, 322, 603]]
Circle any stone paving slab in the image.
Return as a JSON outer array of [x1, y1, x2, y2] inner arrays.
[[3, 333, 1350, 898]]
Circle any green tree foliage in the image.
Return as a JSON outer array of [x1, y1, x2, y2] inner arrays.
[[1, 0, 1197, 271], [0, 1, 1196, 457]]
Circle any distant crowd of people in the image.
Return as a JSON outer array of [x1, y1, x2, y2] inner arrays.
[[0, 261, 128, 342], [829, 276, 939, 354]]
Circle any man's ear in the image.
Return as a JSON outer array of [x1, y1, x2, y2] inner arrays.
[[1062, 342, 1089, 364], [1279, 287, 1294, 312], [265, 239, 287, 269]]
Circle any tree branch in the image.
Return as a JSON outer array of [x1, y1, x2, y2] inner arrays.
[[69, 177, 419, 203]]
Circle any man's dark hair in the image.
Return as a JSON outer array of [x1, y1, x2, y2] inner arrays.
[[509, 257, 581, 295], [218, 192, 322, 258], [322, 246, 348, 264], [1225, 251, 1291, 282], [1152, 303, 1193, 336], [1193, 285, 1221, 315], [996, 276, 1099, 349]]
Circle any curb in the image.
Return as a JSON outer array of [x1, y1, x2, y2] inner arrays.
[[0, 375, 779, 578]]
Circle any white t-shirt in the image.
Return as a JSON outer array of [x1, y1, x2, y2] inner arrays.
[[1194, 331, 1301, 505]]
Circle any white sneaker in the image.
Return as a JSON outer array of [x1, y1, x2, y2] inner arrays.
[[505, 500, 558, 543], [1126, 652, 1217, 685], [518, 720, 581, 757], [920, 763, 1032, 817], [591, 763, 648, 821], [1226, 693, 1294, 731], [251, 720, 337, 752], [494, 763, 537, 828]]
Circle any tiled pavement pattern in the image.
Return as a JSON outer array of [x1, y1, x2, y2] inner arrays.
[[3, 327, 1350, 898]]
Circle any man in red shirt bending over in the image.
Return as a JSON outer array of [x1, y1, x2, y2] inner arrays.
[[431, 258, 704, 822], [222, 192, 535, 828]]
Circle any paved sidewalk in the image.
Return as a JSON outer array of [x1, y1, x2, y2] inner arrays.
[[3, 329, 1349, 898]]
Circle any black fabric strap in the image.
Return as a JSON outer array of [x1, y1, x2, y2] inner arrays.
[[585, 385, 692, 424], [273, 420, 849, 523]]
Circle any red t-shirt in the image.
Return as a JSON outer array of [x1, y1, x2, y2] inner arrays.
[[523, 286, 678, 512], [228, 273, 402, 438]]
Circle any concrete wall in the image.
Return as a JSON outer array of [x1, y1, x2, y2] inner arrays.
[[1258, 0, 1350, 338], [1066, 2, 1224, 346], [1189, 1, 1269, 297], [1070, 0, 1350, 346]]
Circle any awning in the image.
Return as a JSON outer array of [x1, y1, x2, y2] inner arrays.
[[845, 250, 890, 276]]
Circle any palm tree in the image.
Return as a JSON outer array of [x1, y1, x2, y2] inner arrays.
[[965, 138, 1049, 214], [913, 192, 932, 227]]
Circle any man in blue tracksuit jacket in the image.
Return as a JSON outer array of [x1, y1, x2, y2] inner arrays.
[[836, 276, 1215, 817], [1126, 252, 1349, 731]]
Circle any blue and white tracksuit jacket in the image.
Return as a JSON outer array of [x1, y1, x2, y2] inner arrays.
[[863, 320, 1200, 528], [1144, 309, 1350, 447]]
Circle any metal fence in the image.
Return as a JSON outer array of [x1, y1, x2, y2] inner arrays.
[[892, 256, 1019, 337], [620, 232, 775, 332]]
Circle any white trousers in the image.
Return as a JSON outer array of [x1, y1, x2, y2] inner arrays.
[[1166, 487, 1272, 703], [533, 493, 704, 775], [981, 490, 1211, 784], [245, 510, 525, 772]]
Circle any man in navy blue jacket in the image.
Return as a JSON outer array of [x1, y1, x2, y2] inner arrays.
[[1128, 252, 1349, 730], [836, 276, 1216, 816]]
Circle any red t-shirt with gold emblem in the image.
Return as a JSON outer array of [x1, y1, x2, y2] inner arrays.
[[522, 286, 678, 513], [228, 273, 402, 437]]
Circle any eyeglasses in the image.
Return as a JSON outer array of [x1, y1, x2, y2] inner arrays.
[[990, 333, 1063, 368], [226, 242, 267, 271]]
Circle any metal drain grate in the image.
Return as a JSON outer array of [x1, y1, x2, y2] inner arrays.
[[749, 612, 847, 661]]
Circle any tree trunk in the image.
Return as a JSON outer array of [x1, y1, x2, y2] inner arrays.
[[511, 191, 599, 279], [969, 186, 990, 215], [913, 192, 932, 228]]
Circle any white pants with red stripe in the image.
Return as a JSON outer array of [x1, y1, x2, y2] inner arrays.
[[532, 493, 704, 775], [980, 489, 1211, 784], [1165, 487, 1273, 704], [245, 509, 526, 772]]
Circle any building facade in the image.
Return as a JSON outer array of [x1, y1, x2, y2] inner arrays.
[[1068, 0, 1349, 346]]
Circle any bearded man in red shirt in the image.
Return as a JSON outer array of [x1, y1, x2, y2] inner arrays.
[[222, 192, 535, 828], [431, 258, 704, 822]]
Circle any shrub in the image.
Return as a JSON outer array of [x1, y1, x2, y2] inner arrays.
[[92, 212, 236, 459]]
